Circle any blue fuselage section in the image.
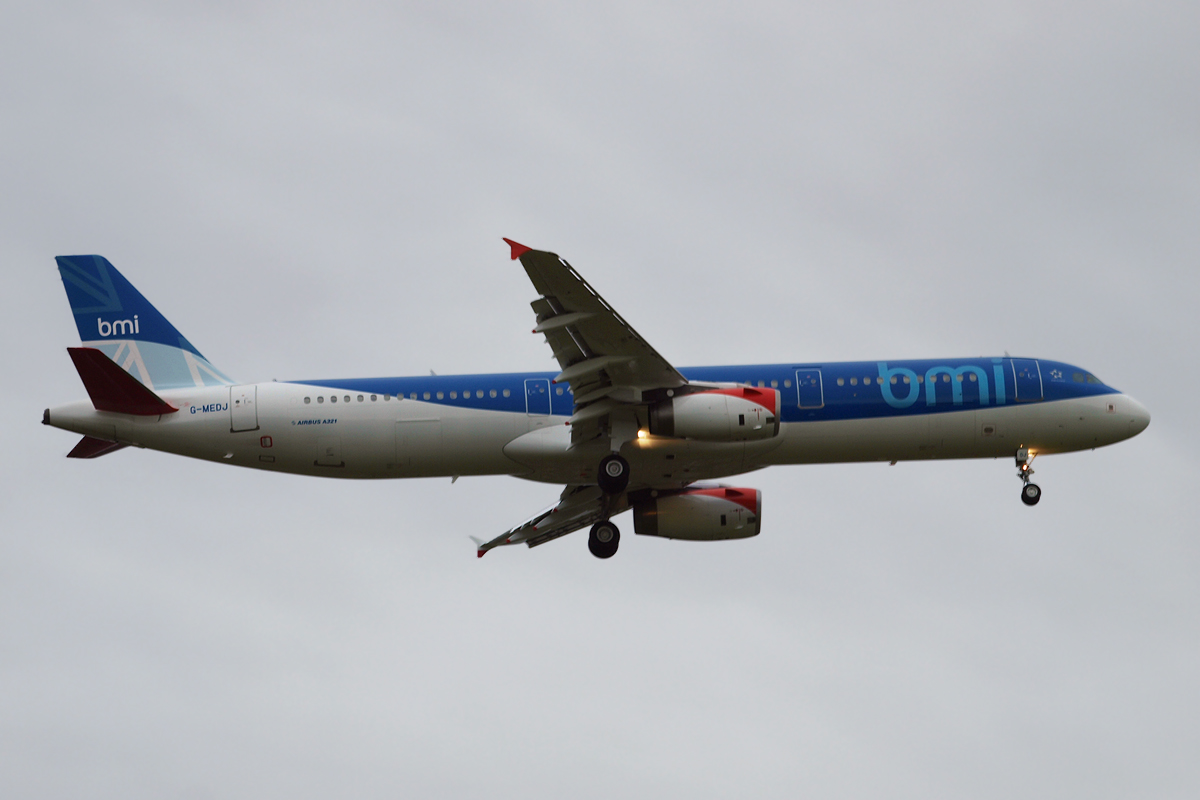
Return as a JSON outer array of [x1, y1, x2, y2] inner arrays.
[[294, 357, 1117, 422]]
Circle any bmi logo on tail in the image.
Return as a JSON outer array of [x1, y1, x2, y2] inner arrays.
[[96, 316, 139, 337]]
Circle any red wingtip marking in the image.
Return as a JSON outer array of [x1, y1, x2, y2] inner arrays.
[[503, 238, 532, 260], [477, 550, 486, 558]]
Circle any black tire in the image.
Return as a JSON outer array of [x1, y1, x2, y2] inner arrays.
[[597, 454, 630, 495], [588, 521, 620, 559], [1021, 483, 1042, 506]]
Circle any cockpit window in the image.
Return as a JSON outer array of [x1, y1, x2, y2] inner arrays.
[[1073, 372, 1103, 385]]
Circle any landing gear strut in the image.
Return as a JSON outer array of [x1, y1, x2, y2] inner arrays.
[[1016, 448, 1041, 506], [597, 454, 630, 495], [588, 520, 620, 559]]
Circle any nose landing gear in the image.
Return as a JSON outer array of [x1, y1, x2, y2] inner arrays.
[[1016, 448, 1041, 506]]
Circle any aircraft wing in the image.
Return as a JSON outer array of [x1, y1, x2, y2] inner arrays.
[[473, 485, 629, 557], [504, 239, 688, 448]]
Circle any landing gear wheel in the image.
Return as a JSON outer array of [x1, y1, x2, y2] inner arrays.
[[1021, 483, 1042, 506], [597, 454, 630, 495], [588, 521, 620, 559]]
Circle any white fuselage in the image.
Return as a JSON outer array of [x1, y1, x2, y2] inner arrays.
[[45, 381, 1151, 488]]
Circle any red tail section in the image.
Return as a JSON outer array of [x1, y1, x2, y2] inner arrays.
[[67, 347, 178, 416]]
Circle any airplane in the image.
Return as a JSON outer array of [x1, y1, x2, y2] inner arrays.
[[43, 239, 1151, 559]]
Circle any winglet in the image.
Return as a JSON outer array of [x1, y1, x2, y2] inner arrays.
[[469, 535, 488, 558], [502, 238, 531, 260], [67, 347, 178, 416]]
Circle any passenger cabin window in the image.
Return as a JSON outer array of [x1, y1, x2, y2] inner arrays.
[[317, 396, 324, 403], [304, 397, 311, 404]]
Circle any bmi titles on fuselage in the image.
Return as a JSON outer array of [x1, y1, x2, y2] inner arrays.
[[877, 359, 1008, 408]]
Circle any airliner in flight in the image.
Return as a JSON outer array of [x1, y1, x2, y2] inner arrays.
[[44, 240, 1150, 559]]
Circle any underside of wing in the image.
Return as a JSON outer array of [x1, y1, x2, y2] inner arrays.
[[505, 239, 688, 450], [473, 485, 629, 557]]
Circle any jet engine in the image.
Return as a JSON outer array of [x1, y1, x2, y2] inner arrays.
[[633, 486, 762, 541], [647, 387, 780, 442]]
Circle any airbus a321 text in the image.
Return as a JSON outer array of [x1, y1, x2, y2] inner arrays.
[[44, 240, 1151, 559]]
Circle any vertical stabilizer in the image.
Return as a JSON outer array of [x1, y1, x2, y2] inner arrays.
[[56, 255, 234, 391]]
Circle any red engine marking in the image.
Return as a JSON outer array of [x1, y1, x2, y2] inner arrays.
[[684, 487, 759, 513], [702, 386, 779, 414]]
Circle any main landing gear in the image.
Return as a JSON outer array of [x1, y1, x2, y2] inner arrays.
[[597, 453, 630, 495], [1016, 448, 1041, 506], [591, 452, 628, 558], [588, 520, 620, 559]]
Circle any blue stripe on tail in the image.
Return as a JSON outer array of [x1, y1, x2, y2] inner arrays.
[[55, 255, 234, 390]]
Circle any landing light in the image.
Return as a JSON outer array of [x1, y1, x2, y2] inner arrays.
[[637, 429, 648, 439]]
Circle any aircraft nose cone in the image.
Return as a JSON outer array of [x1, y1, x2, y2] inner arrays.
[[1125, 395, 1151, 436]]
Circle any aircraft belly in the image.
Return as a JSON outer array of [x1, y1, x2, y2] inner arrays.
[[763, 398, 1121, 466], [504, 424, 771, 487], [395, 405, 524, 478]]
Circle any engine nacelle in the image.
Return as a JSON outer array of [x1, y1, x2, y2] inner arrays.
[[633, 486, 762, 541], [648, 387, 780, 442]]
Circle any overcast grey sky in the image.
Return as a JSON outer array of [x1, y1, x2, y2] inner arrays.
[[2, 2, 1198, 798]]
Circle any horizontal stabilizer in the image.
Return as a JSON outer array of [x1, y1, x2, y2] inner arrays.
[[67, 347, 178, 416], [67, 436, 129, 459]]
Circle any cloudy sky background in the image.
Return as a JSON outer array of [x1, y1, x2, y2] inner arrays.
[[2, 2, 1197, 797]]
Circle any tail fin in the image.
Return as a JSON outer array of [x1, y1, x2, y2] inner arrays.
[[56, 255, 234, 390]]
